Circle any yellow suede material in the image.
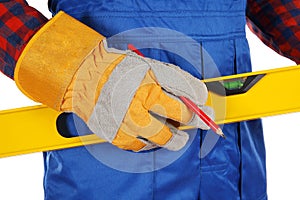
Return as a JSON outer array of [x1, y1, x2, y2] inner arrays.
[[113, 70, 193, 147], [15, 11, 104, 110], [112, 130, 146, 151], [61, 42, 125, 122]]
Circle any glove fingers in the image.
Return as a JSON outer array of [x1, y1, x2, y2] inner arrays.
[[137, 114, 188, 151], [187, 105, 215, 130], [148, 89, 194, 124], [133, 70, 194, 125], [112, 129, 147, 152], [117, 96, 173, 150], [162, 126, 189, 151], [148, 60, 208, 105], [137, 138, 160, 151], [138, 127, 189, 152]]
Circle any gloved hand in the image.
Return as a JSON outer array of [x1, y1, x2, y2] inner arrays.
[[15, 11, 213, 151]]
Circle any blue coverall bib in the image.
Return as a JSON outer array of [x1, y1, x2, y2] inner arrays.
[[45, 0, 267, 199]]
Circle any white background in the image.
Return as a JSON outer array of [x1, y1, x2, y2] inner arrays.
[[0, 1, 299, 199]]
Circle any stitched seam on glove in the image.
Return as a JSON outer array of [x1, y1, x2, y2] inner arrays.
[[87, 54, 150, 142], [61, 42, 125, 122]]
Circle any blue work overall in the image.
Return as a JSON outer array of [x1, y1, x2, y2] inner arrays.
[[45, 0, 267, 199]]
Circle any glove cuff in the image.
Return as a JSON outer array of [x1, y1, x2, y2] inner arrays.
[[14, 11, 104, 111]]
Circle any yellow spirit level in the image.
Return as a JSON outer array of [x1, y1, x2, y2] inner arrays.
[[1, 65, 300, 158]]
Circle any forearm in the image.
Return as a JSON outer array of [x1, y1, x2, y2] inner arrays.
[[246, 0, 300, 64], [0, 0, 47, 79]]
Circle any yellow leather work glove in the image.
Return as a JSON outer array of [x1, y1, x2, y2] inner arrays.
[[15, 11, 213, 152]]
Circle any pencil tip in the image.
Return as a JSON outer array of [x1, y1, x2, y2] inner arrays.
[[216, 129, 226, 139]]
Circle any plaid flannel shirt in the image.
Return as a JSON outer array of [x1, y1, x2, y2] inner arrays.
[[0, 0, 47, 79], [1, 0, 300, 80], [247, 0, 300, 64]]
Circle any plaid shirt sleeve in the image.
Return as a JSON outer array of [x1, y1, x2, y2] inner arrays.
[[0, 0, 47, 79], [247, 0, 300, 64]]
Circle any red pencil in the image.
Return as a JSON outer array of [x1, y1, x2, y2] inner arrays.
[[179, 96, 225, 138], [128, 44, 225, 138]]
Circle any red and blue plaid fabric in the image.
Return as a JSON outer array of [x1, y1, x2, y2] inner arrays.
[[247, 0, 300, 64], [0, 0, 47, 79], [1, 0, 300, 79]]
